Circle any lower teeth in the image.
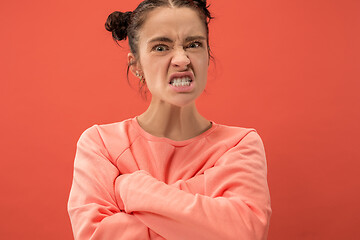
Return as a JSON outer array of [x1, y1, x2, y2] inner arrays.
[[172, 82, 190, 87]]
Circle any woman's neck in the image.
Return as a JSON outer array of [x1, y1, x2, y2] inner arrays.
[[137, 100, 211, 141]]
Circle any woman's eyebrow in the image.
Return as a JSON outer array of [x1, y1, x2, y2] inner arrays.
[[147, 35, 206, 44], [185, 36, 206, 42], [148, 37, 173, 44]]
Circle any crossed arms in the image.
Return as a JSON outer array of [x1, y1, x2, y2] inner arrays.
[[68, 127, 271, 240]]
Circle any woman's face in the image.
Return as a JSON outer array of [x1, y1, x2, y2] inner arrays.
[[130, 7, 209, 107]]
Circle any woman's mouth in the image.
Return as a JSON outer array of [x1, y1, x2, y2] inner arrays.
[[168, 77, 194, 92], [168, 72, 195, 92], [169, 77, 192, 87]]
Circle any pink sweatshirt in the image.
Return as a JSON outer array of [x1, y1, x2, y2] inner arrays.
[[68, 117, 271, 240]]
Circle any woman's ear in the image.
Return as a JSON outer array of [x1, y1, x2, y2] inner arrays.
[[128, 53, 140, 76]]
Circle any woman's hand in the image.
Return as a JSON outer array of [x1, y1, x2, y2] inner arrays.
[[115, 170, 151, 212]]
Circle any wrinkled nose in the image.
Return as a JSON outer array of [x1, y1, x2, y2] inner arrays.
[[171, 48, 190, 69]]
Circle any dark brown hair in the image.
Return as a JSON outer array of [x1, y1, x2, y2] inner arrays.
[[105, 0, 213, 95]]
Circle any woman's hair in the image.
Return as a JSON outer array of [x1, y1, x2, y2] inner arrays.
[[105, 0, 213, 89]]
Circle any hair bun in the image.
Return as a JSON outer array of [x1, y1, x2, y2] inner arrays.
[[105, 11, 132, 41]]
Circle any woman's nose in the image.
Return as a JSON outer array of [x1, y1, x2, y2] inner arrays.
[[171, 48, 190, 68]]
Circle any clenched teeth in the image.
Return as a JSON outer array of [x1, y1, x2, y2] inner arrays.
[[170, 77, 192, 87]]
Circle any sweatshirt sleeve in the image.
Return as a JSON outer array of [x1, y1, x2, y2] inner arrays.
[[116, 131, 271, 240], [67, 126, 150, 240]]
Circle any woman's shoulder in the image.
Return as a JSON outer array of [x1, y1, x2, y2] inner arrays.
[[77, 117, 140, 160], [209, 122, 263, 149], [80, 117, 134, 137]]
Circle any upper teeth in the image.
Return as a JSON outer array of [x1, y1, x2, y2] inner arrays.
[[171, 77, 191, 86]]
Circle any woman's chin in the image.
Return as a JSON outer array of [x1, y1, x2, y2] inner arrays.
[[168, 94, 201, 108]]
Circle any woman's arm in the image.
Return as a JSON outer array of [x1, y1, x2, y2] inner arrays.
[[67, 126, 150, 240], [116, 131, 271, 240]]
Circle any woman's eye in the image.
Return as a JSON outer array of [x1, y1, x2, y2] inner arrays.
[[152, 45, 168, 52], [187, 41, 202, 48]]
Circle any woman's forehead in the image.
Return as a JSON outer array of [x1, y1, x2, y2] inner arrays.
[[139, 7, 207, 41]]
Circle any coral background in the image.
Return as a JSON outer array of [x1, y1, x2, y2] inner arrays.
[[1, 0, 359, 239]]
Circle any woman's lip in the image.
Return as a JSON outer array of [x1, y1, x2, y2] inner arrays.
[[168, 81, 195, 92], [168, 71, 194, 83]]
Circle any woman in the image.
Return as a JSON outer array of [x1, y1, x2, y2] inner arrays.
[[68, 0, 272, 239]]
